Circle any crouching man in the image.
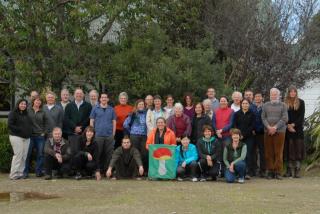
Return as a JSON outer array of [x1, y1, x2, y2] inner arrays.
[[44, 127, 71, 180], [106, 136, 144, 179]]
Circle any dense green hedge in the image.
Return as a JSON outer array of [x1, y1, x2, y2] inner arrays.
[[0, 120, 12, 172]]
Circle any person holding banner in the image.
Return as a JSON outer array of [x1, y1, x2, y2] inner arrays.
[[175, 135, 199, 182], [146, 117, 176, 149]]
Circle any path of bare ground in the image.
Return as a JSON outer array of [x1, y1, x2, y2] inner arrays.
[[0, 170, 319, 214]]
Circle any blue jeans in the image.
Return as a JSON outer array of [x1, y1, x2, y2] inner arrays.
[[24, 136, 45, 176], [225, 160, 246, 183]]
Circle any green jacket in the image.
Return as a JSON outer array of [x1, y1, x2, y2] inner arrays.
[[223, 142, 247, 168]]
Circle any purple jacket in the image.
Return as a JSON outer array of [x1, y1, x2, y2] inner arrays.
[[166, 114, 192, 137]]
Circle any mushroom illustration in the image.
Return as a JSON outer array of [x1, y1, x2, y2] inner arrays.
[[153, 147, 172, 176]]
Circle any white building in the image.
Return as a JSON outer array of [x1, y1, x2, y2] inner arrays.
[[298, 78, 320, 118]]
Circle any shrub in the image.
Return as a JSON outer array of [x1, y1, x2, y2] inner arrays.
[[0, 120, 12, 172]]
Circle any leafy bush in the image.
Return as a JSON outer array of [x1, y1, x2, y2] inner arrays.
[[0, 120, 12, 172]]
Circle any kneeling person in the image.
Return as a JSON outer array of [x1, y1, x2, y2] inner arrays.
[[44, 127, 71, 180], [176, 135, 198, 182], [106, 136, 144, 179]]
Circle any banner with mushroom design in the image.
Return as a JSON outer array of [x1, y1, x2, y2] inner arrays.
[[148, 145, 177, 179]]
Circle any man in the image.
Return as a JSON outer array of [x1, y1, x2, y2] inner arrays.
[[30, 90, 39, 100], [206, 88, 219, 112], [145, 95, 154, 110], [252, 92, 266, 177], [244, 89, 254, 103], [44, 127, 71, 180], [261, 88, 288, 179], [58, 89, 71, 111], [90, 92, 116, 179], [43, 91, 64, 133], [106, 136, 144, 179], [63, 88, 92, 153], [89, 89, 99, 107]]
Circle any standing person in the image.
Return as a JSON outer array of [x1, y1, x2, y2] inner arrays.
[[183, 93, 195, 120], [223, 129, 247, 183], [58, 89, 71, 111], [230, 91, 242, 112], [90, 92, 116, 180], [284, 86, 305, 178], [203, 99, 214, 119], [29, 90, 39, 102], [176, 135, 199, 182], [146, 95, 168, 135], [197, 125, 222, 181], [114, 92, 133, 149], [262, 88, 288, 179], [63, 88, 92, 154], [88, 89, 99, 107], [164, 94, 175, 116], [106, 136, 144, 180], [145, 95, 154, 110], [44, 127, 71, 180], [191, 103, 212, 144], [43, 91, 64, 133], [206, 87, 220, 112], [8, 99, 33, 180], [146, 117, 176, 149], [123, 99, 148, 171], [212, 96, 234, 147], [72, 126, 98, 180], [244, 89, 254, 104], [252, 92, 266, 177], [167, 103, 192, 144], [233, 99, 255, 177], [25, 96, 50, 178]]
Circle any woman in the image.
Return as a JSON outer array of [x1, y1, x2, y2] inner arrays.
[[230, 91, 242, 112], [183, 93, 195, 119], [191, 103, 212, 144], [284, 86, 305, 178], [202, 99, 213, 119], [223, 129, 247, 183], [146, 95, 168, 135], [8, 99, 33, 180], [164, 94, 175, 116], [197, 125, 222, 181], [233, 99, 255, 177], [212, 96, 234, 146], [114, 92, 133, 149], [176, 135, 198, 182], [123, 99, 148, 171], [146, 117, 176, 149], [73, 126, 98, 180], [167, 103, 191, 144], [25, 96, 50, 178]]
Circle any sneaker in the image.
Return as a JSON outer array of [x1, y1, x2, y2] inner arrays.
[[75, 172, 82, 180], [177, 177, 184, 181], [191, 177, 198, 182], [211, 176, 217, 181], [238, 177, 245, 183], [275, 173, 283, 180], [199, 176, 207, 182], [245, 175, 251, 180], [44, 175, 52, 180]]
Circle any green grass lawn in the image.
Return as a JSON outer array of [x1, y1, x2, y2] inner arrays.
[[0, 172, 319, 214]]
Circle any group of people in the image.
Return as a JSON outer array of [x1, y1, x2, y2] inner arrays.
[[7, 86, 305, 183]]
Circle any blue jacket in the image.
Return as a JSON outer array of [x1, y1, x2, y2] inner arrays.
[[251, 103, 264, 134], [175, 143, 198, 166], [123, 110, 147, 136]]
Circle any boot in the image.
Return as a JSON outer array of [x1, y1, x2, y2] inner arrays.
[[294, 161, 301, 178], [284, 161, 294, 178]]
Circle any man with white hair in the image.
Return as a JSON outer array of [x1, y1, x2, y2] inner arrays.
[[166, 103, 191, 143], [206, 87, 220, 112], [231, 91, 242, 112], [261, 88, 288, 180], [89, 89, 99, 107], [43, 91, 64, 133], [58, 88, 71, 111]]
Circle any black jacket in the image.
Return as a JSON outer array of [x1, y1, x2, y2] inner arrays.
[[233, 110, 255, 140], [191, 114, 212, 144], [8, 101, 32, 138], [78, 137, 98, 162], [197, 137, 222, 162]]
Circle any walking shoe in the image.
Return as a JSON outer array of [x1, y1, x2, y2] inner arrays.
[[211, 176, 217, 181], [36, 173, 44, 178], [44, 175, 52, 180], [191, 177, 198, 182], [238, 177, 245, 183], [294, 168, 301, 178], [199, 176, 207, 182], [75, 172, 82, 180], [245, 175, 251, 180], [275, 173, 283, 180], [177, 177, 184, 181]]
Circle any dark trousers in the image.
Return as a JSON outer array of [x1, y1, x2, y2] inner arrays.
[[114, 130, 124, 149], [255, 133, 266, 173], [243, 136, 255, 175], [264, 132, 285, 173], [24, 136, 45, 175], [72, 152, 97, 175], [44, 155, 70, 176], [130, 134, 148, 172], [198, 159, 221, 178], [177, 161, 198, 178], [68, 135, 82, 156], [96, 136, 114, 172], [114, 157, 139, 179]]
